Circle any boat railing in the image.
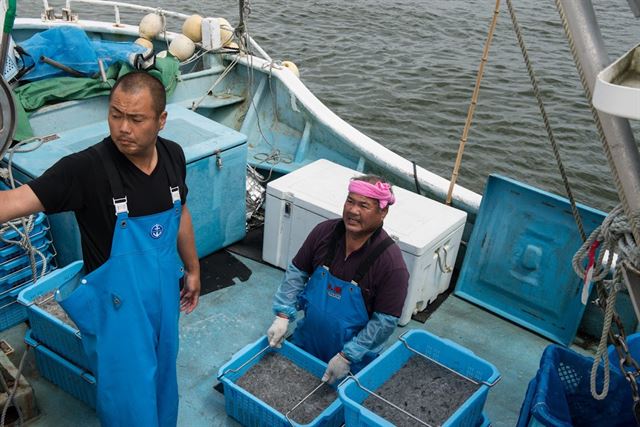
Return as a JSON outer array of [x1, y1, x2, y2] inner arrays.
[[41, 0, 190, 24], [37, 0, 273, 61]]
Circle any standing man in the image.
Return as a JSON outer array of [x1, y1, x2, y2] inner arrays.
[[0, 72, 200, 426], [267, 175, 409, 384]]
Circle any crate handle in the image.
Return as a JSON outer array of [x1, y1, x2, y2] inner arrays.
[[348, 375, 433, 427], [398, 333, 501, 388], [436, 246, 453, 274], [80, 371, 95, 385], [284, 380, 327, 426], [216, 344, 271, 381]]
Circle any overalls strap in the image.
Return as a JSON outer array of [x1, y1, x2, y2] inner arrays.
[[352, 236, 395, 285], [94, 140, 126, 199], [323, 221, 346, 267], [156, 137, 180, 190], [94, 140, 128, 215]]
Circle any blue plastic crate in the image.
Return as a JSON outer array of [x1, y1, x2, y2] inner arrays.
[[339, 330, 500, 427], [0, 228, 50, 261], [18, 261, 88, 371], [517, 344, 636, 427], [0, 239, 53, 276], [0, 252, 56, 292], [0, 284, 30, 331], [24, 329, 96, 409], [0, 212, 49, 247], [217, 336, 343, 427]]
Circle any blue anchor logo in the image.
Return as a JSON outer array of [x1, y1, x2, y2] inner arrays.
[[150, 224, 164, 239]]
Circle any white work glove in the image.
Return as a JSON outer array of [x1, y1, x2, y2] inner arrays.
[[322, 352, 351, 384], [267, 316, 289, 348]]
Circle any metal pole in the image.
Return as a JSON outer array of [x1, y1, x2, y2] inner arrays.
[[556, 0, 640, 244], [237, 0, 246, 37]]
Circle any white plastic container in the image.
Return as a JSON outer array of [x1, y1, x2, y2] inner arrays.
[[263, 159, 467, 325]]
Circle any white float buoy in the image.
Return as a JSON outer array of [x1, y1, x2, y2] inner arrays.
[[139, 13, 163, 39], [168, 34, 196, 61], [282, 61, 300, 77], [183, 14, 203, 42]]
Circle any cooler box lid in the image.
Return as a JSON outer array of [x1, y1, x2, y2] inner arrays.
[[6, 104, 246, 178], [454, 175, 606, 346], [267, 159, 467, 257]]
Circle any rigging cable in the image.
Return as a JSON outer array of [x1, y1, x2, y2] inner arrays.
[[555, 0, 640, 245], [445, 0, 500, 206], [505, 0, 586, 241]]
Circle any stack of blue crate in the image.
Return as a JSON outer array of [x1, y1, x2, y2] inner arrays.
[[19, 261, 96, 409], [0, 183, 57, 331]]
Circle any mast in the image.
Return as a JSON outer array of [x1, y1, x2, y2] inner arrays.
[[556, 0, 640, 242], [556, 0, 640, 318]]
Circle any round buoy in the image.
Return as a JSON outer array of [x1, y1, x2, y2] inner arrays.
[[169, 34, 196, 61], [218, 17, 235, 47], [139, 13, 163, 39], [135, 38, 154, 51], [282, 61, 300, 77], [183, 14, 203, 42]]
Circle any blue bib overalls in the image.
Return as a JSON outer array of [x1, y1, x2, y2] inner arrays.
[[58, 142, 183, 427], [292, 223, 394, 373]]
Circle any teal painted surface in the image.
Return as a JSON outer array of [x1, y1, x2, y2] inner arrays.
[[455, 175, 606, 346], [2, 254, 558, 426], [160, 105, 248, 257]]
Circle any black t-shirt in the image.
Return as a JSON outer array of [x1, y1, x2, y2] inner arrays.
[[28, 136, 188, 273]]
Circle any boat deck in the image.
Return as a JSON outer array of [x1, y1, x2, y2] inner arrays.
[[3, 248, 557, 427]]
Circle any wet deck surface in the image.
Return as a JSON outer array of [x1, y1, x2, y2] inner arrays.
[[3, 251, 557, 426]]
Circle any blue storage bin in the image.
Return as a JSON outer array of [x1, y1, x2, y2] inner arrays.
[[18, 261, 88, 371], [24, 329, 96, 409], [516, 344, 636, 427], [0, 252, 55, 292], [339, 330, 500, 427], [0, 219, 50, 261], [217, 336, 343, 427], [0, 233, 50, 262], [0, 284, 30, 331], [7, 104, 248, 262], [0, 239, 53, 276]]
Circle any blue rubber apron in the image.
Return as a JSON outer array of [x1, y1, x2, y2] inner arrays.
[[57, 141, 183, 427], [292, 223, 394, 373]]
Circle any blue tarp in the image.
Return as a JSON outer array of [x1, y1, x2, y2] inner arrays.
[[18, 26, 145, 81]]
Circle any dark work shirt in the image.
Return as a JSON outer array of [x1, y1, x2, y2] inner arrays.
[[292, 218, 409, 317], [28, 136, 188, 273]]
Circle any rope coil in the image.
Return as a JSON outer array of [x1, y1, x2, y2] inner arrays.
[[573, 204, 640, 400]]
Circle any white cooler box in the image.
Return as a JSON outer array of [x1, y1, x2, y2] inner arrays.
[[262, 159, 467, 325]]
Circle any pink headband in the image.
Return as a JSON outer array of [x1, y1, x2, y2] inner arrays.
[[348, 179, 396, 209]]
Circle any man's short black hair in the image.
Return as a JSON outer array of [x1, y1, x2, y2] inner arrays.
[[110, 72, 166, 117]]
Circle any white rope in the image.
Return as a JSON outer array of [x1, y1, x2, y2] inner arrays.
[[572, 204, 640, 399], [1, 138, 49, 283], [0, 346, 29, 427]]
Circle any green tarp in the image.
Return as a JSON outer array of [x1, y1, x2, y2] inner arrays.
[[12, 56, 180, 141]]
